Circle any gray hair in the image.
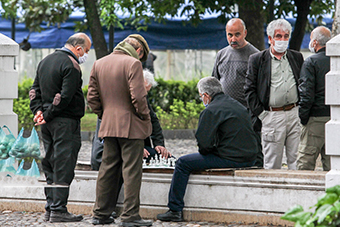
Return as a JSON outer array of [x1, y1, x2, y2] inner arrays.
[[143, 69, 158, 87], [311, 26, 331, 46], [197, 77, 223, 97], [266, 19, 292, 38], [65, 33, 88, 48]]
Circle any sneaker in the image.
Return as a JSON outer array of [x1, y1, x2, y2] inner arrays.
[[92, 216, 115, 225], [50, 211, 83, 222], [44, 211, 50, 222], [157, 210, 183, 222], [120, 219, 153, 226]]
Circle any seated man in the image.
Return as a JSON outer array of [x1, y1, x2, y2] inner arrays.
[[91, 69, 171, 171], [157, 77, 258, 222]]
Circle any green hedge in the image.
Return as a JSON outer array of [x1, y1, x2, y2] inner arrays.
[[14, 77, 204, 130]]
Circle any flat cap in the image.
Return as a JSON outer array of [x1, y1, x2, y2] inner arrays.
[[128, 34, 150, 62]]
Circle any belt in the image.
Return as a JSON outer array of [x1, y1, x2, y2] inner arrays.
[[269, 103, 297, 111]]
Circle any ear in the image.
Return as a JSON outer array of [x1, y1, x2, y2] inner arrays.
[[244, 29, 247, 38]]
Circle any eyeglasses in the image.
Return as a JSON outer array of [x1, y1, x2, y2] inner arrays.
[[199, 94, 205, 101]]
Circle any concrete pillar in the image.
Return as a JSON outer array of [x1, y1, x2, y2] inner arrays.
[[0, 33, 19, 136], [325, 34, 340, 188]]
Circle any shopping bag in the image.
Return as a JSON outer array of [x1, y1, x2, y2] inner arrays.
[[0, 125, 16, 159], [10, 127, 41, 159], [0, 156, 16, 173], [16, 159, 40, 177]]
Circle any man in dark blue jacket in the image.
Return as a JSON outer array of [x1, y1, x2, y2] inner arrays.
[[30, 32, 91, 223], [297, 26, 331, 171], [157, 77, 258, 222]]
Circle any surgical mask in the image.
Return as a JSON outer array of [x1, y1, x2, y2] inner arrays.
[[78, 47, 88, 64], [273, 40, 289, 53], [309, 39, 316, 53]]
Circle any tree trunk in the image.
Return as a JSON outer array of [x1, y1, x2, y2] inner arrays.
[[239, 0, 265, 50], [289, 0, 312, 51], [83, 0, 108, 59], [332, 0, 340, 37]]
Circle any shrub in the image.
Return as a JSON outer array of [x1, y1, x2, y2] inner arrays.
[[281, 185, 340, 227]]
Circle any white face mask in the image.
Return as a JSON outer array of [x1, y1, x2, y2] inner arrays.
[[78, 47, 88, 64], [309, 39, 316, 53], [273, 40, 289, 53]]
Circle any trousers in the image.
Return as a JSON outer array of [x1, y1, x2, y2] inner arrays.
[[41, 117, 81, 212], [93, 137, 144, 222], [261, 106, 300, 169], [297, 116, 330, 171], [168, 153, 255, 211]]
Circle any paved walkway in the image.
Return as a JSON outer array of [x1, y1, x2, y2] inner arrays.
[[0, 211, 271, 227], [0, 139, 282, 226]]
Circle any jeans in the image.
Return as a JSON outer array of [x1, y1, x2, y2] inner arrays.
[[168, 153, 255, 211]]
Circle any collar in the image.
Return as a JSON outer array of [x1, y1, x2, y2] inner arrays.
[[114, 41, 139, 60], [60, 47, 79, 63], [316, 47, 326, 53], [270, 49, 287, 60]]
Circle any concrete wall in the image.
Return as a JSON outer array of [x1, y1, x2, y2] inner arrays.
[[0, 33, 19, 136]]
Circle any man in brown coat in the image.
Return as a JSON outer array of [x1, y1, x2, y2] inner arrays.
[[87, 34, 152, 226]]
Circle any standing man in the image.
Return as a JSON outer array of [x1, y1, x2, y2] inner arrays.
[[157, 77, 258, 222], [29, 32, 91, 222], [212, 18, 262, 167], [245, 19, 304, 169], [297, 26, 331, 171], [87, 34, 153, 226]]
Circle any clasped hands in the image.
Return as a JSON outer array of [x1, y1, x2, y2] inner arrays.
[[33, 110, 46, 126], [143, 145, 171, 159]]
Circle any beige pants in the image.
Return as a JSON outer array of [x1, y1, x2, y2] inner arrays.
[[261, 106, 300, 169], [297, 116, 330, 171]]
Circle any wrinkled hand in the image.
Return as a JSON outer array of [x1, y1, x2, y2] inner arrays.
[[155, 146, 171, 159], [34, 111, 46, 126], [143, 148, 150, 158]]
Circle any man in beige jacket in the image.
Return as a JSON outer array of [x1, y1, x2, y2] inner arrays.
[[87, 34, 152, 226]]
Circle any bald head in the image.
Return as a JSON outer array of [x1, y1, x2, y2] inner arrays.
[[64, 33, 92, 63], [225, 18, 248, 49], [311, 26, 331, 47]]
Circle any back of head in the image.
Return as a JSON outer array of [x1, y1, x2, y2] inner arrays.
[[312, 26, 331, 46], [197, 77, 223, 97], [266, 19, 292, 38], [65, 32, 90, 48], [143, 69, 158, 87], [125, 34, 150, 62]]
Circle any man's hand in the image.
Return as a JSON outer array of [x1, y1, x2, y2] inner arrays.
[[155, 146, 171, 159], [143, 148, 150, 158], [34, 111, 46, 126]]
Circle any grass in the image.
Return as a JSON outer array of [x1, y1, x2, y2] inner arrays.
[[81, 113, 98, 131]]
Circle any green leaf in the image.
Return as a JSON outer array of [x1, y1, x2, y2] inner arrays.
[[314, 204, 335, 224], [281, 205, 312, 223], [326, 185, 340, 197], [316, 193, 338, 207]]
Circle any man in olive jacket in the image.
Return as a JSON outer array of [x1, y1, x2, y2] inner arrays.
[[297, 26, 331, 171], [87, 34, 152, 226]]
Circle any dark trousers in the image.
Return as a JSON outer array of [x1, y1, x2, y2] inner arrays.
[[93, 137, 144, 222], [168, 153, 255, 212], [41, 117, 81, 213]]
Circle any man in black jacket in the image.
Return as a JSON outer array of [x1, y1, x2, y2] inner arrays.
[[157, 77, 258, 222], [297, 26, 331, 171], [29, 33, 91, 222], [245, 19, 304, 170]]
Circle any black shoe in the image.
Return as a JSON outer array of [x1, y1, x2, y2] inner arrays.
[[50, 211, 83, 222], [111, 211, 118, 218], [120, 219, 153, 226], [44, 211, 50, 222], [92, 216, 115, 225], [157, 210, 183, 222]]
